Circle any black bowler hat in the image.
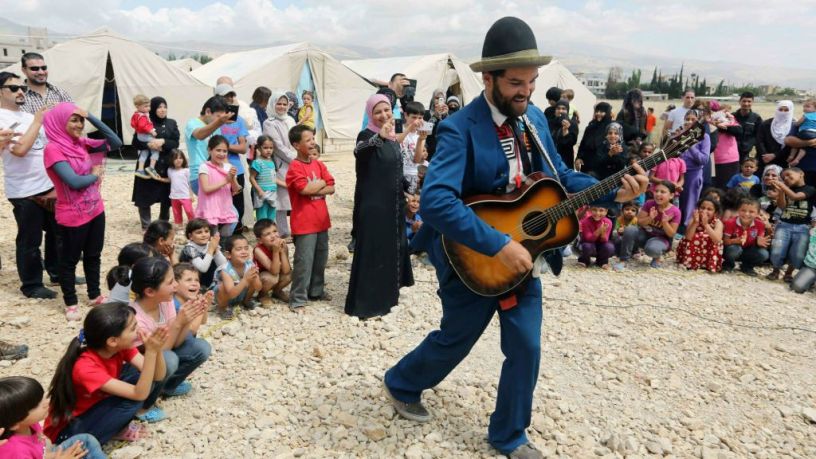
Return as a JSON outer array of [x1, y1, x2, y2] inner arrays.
[[470, 17, 552, 72]]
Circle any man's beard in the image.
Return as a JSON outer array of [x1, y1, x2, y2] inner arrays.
[[492, 84, 528, 118]]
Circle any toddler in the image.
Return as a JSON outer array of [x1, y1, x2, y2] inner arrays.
[[405, 193, 423, 243], [214, 234, 262, 319], [297, 91, 315, 129], [253, 219, 292, 306], [676, 197, 723, 272], [249, 135, 282, 221], [179, 218, 226, 290], [131, 94, 159, 179], [613, 201, 638, 246], [787, 99, 816, 167], [725, 158, 760, 190], [577, 205, 614, 268], [165, 150, 195, 228], [45, 303, 168, 445], [722, 198, 770, 276], [0, 376, 105, 458]]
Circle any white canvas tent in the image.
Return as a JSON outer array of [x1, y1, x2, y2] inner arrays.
[[169, 58, 202, 72], [191, 43, 374, 140], [342, 53, 483, 108], [4, 28, 213, 145], [529, 59, 597, 128]]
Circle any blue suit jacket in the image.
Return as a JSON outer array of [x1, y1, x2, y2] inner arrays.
[[412, 93, 616, 283]]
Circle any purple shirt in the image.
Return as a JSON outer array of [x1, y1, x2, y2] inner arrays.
[[641, 200, 681, 240]]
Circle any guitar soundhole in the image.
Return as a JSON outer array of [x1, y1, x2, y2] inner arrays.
[[522, 211, 549, 237]]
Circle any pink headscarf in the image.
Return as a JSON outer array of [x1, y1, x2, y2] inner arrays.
[[43, 102, 106, 162], [365, 94, 395, 140]]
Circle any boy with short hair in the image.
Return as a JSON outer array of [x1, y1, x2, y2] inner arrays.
[[253, 218, 292, 306], [173, 262, 211, 334], [179, 218, 227, 289], [214, 234, 262, 319], [285, 125, 335, 311], [405, 193, 422, 243], [400, 101, 428, 194], [722, 198, 769, 276], [131, 94, 159, 179], [726, 158, 760, 190], [767, 167, 816, 281]]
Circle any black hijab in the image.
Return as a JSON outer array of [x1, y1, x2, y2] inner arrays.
[[149, 96, 167, 125]]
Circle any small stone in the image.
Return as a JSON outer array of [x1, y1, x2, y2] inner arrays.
[[772, 343, 791, 354], [312, 346, 324, 359], [363, 425, 387, 442], [706, 381, 722, 392], [336, 411, 357, 428], [10, 316, 31, 328], [739, 373, 755, 384], [778, 405, 796, 417], [404, 444, 423, 459], [607, 328, 622, 337], [110, 446, 142, 459], [802, 407, 816, 423], [594, 446, 611, 456], [645, 441, 663, 455]]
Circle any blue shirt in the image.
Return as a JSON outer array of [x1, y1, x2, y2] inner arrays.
[[801, 112, 816, 132], [405, 213, 422, 241], [726, 173, 760, 190], [219, 118, 249, 174], [186, 118, 210, 181]]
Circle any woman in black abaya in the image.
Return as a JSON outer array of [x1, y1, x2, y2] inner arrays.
[[345, 94, 414, 319]]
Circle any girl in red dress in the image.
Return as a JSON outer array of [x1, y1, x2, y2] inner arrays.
[[676, 197, 724, 272]]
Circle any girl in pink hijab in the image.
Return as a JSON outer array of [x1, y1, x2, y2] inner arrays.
[[42, 102, 122, 320]]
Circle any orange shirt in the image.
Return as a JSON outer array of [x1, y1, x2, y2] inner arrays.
[[645, 113, 657, 133]]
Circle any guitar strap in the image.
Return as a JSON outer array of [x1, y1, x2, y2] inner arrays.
[[521, 114, 561, 184]]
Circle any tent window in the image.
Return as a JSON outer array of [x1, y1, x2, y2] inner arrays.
[[2, 49, 6, 57], [21, 49, 26, 54]]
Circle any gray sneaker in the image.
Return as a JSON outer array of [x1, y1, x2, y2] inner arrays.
[[0, 341, 28, 361], [383, 380, 431, 422], [507, 442, 544, 459]]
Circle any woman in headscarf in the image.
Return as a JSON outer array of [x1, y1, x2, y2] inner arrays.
[[131, 96, 180, 230], [750, 164, 784, 221], [596, 122, 629, 181], [262, 91, 297, 238], [678, 109, 712, 225], [756, 100, 794, 173], [550, 99, 578, 169], [576, 101, 613, 178], [345, 94, 414, 319], [616, 89, 647, 144], [43, 102, 122, 320], [423, 88, 449, 161], [285, 91, 299, 121]]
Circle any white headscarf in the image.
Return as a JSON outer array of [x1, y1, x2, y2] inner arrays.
[[267, 91, 295, 128], [770, 100, 794, 147]]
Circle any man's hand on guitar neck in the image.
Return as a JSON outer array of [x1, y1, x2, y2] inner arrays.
[[496, 239, 533, 274], [614, 162, 649, 203]]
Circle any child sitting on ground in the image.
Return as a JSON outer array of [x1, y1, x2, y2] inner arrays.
[[179, 218, 226, 289], [618, 181, 681, 269], [107, 243, 161, 304], [722, 198, 770, 276], [787, 99, 816, 167], [173, 263, 211, 334], [286, 125, 335, 312], [131, 94, 159, 180], [214, 234, 262, 319], [578, 205, 614, 269], [613, 201, 639, 242], [766, 167, 816, 282], [719, 186, 749, 222], [726, 158, 760, 190], [129, 257, 210, 408], [44, 303, 168, 445], [790, 224, 816, 293], [0, 376, 106, 458], [253, 219, 292, 306], [676, 197, 724, 272], [405, 193, 423, 243], [143, 220, 178, 265]]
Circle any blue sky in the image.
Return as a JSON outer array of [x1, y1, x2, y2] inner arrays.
[[7, 0, 816, 72]]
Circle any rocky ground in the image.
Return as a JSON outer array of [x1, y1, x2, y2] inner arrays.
[[1, 154, 815, 459]]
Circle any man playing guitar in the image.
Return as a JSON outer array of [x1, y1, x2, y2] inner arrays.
[[382, 16, 649, 459]]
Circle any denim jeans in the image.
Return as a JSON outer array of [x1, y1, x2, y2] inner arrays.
[[723, 245, 769, 270], [618, 226, 671, 260], [770, 222, 809, 269], [791, 266, 816, 293], [53, 433, 106, 459], [56, 364, 163, 445], [145, 334, 211, 406]]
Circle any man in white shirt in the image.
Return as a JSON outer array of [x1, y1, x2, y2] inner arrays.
[[663, 89, 695, 137], [0, 71, 58, 298]]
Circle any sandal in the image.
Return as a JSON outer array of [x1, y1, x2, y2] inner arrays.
[[113, 421, 149, 441], [65, 306, 82, 322], [89, 295, 107, 306], [135, 406, 168, 423]]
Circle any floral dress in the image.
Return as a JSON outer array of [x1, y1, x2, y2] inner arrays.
[[676, 218, 723, 272]]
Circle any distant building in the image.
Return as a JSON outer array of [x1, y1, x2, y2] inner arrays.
[[576, 72, 607, 96], [641, 90, 668, 101], [0, 27, 55, 67]]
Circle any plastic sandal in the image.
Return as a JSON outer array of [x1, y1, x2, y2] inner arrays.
[[113, 421, 149, 441], [135, 406, 168, 423], [163, 381, 192, 397], [65, 306, 82, 322]]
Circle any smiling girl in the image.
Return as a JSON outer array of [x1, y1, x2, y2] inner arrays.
[[194, 135, 241, 238]]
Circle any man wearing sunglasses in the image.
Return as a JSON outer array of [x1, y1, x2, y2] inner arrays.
[[0, 71, 59, 299], [20, 52, 72, 114]]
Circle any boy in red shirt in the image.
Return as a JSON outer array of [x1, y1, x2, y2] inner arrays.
[[722, 198, 769, 276], [285, 125, 335, 311]]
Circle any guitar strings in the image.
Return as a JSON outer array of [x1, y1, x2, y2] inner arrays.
[[500, 127, 702, 240]]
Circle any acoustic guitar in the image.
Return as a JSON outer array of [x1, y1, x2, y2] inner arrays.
[[442, 122, 706, 297]]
